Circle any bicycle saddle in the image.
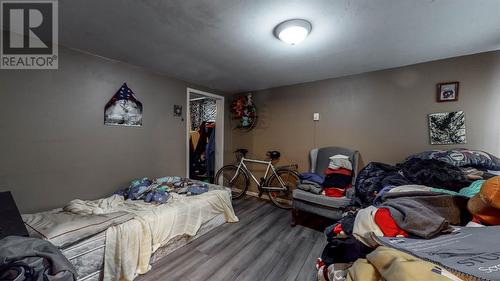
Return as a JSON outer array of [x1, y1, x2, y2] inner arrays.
[[267, 150, 281, 160], [234, 148, 249, 156]]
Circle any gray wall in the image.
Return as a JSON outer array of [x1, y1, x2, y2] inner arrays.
[[227, 51, 500, 191], [0, 46, 221, 213], [3, 47, 500, 211]]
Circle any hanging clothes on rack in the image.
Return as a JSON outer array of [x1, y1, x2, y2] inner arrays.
[[206, 126, 216, 177], [190, 122, 216, 181], [189, 95, 217, 182], [190, 131, 200, 149]]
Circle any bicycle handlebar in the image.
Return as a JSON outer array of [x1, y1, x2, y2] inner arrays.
[[234, 149, 281, 160]]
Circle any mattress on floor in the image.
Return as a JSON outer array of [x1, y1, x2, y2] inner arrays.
[[62, 213, 226, 281], [61, 231, 106, 281]]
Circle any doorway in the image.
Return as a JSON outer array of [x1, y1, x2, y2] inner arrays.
[[186, 88, 224, 183]]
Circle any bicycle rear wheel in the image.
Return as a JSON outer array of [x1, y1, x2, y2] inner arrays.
[[265, 169, 299, 209], [215, 165, 249, 199]]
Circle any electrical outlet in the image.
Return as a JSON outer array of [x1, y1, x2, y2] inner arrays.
[[313, 112, 320, 121]]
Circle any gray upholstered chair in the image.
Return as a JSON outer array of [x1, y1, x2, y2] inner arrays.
[[292, 146, 359, 225]]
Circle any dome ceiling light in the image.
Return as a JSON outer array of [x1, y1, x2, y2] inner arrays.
[[274, 19, 312, 45]]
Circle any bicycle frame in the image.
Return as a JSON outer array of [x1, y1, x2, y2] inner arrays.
[[230, 157, 287, 191]]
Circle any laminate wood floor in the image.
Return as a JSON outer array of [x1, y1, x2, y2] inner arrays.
[[137, 196, 329, 281]]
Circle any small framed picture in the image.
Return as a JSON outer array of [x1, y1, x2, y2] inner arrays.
[[174, 105, 182, 117], [437, 81, 459, 102]]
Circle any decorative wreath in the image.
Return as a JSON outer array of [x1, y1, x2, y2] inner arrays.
[[231, 93, 257, 130]]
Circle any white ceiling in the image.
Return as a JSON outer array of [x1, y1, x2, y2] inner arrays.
[[60, 0, 500, 93]]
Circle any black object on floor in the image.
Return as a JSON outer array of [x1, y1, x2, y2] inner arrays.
[[321, 236, 373, 266], [0, 191, 29, 239]]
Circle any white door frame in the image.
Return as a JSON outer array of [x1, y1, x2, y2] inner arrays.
[[186, 88, 225, 178]]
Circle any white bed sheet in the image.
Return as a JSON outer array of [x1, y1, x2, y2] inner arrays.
[[64, 188, 238, 281]]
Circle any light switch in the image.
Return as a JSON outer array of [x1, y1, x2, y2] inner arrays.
[[313, 112, 320, 121]]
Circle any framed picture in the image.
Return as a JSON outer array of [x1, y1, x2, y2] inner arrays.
[[104, 83, 143, 127], [428, 111, 466, 145], [437, 81, 459, 102]]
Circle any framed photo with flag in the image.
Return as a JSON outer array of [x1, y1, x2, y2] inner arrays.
[[104, 83, 143, 126]]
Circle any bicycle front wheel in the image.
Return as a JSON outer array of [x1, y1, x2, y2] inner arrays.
[[215, 165, 249, 199], [266, 169, 299, 209]]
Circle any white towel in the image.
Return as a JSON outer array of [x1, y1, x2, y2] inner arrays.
[[353, 206, 384, 247], [328, 154, 352, 170]]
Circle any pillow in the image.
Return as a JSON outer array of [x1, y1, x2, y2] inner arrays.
[[407, 149, 500, 171], [468, 176, 500, 225]]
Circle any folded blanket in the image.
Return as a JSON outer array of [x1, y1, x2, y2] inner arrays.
[[23, 209, 133, 248], [380, 195, 469, 238], [302, 180, 322, 188], [298, 172, 324, 185], [323, 187, 346, 197], [297, 183, 323, 194], [329, 155, 352, 170]]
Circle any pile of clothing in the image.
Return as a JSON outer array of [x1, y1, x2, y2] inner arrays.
[[297, 173, 324, 195], [318, 246, 465, 281], [353, 157, 499, 208], [115, 176, 209, 204], [297, 154, 353, 198], [323, 155, 354, 197], [0, 236, 77, 281], [407, 148, 500, 171], [316, 149, 500, 281]]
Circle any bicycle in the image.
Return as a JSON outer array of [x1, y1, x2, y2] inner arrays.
[[215, 149, 299, 209]]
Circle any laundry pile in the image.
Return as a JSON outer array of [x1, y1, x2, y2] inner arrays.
[[114, 176, 209, 204], [316, 149, 500, 281], [0, 236, 77, 281], [297, 173, 324, 195], [298, 155, 353, 198]]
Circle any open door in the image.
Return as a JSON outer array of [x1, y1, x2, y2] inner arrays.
[[186, 88, 224, 182]]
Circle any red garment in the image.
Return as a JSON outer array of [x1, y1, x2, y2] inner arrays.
[[333, 223, 343, 234], [323, 188, 345, 197], [324, 168, 352, 176], [374, 208, 409, 237]]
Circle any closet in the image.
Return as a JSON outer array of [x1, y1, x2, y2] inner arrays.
[[189, 96, 217, 182]]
